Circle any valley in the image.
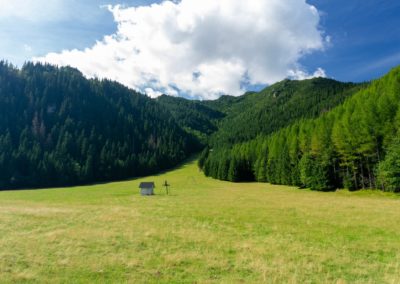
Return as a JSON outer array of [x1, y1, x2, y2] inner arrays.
[[1, 158, 399, 282]]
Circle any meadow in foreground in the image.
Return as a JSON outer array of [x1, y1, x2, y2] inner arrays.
[[1, 158, 400, 283]]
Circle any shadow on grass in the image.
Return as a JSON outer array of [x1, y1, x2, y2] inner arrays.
[[0, 154, 201, 192]]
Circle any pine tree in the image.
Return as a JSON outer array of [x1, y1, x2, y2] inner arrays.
[[377, 137, 400, 192]]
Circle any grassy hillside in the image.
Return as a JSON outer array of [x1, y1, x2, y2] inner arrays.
[[1, 158, 400, 283]]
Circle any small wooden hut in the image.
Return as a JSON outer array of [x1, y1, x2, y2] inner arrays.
[[139, 182, 155, 196]]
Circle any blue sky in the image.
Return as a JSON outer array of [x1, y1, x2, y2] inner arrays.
[[305, 0, 400, 82], [0, 0, 151, 65], [1, 0, 399, 98]]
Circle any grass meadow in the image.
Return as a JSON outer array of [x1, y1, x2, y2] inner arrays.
[[1, 158, 400, 283]]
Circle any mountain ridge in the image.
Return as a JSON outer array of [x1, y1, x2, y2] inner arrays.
[[1, 60, 398, 191]]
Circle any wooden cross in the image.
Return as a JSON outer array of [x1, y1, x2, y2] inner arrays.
[[163, 180, 170, 195]]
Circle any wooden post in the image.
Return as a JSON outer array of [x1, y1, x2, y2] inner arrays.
[[163, 180, 170, 195]]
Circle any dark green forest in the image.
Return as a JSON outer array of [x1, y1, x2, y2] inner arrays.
[[0, 62, 199, 189], [1, 60, 400, 192], [200, 66, 400, 192], [205, 78, 364, 146], [156, 95, 224, 144]]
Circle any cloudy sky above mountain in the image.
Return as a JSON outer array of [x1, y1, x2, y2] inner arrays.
[[1, 0, 399, 99]]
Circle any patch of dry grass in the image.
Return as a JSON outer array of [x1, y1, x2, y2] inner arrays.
[[1, 158, 400, 283]]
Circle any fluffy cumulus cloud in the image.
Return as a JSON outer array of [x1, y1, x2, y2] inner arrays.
[[35, 0, 327, 99]]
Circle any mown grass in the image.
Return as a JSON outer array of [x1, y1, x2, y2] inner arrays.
[[1, 158, 400, 283]]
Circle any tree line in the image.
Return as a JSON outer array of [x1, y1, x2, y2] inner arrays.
[[200, 66, 400, 192]]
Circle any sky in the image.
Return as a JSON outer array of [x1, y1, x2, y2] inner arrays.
[[0, 0, 399, 100]]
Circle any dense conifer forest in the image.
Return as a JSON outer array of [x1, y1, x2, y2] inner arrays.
[[1, 61, 399, 192], [206, 78, 364, 146], [156, 95, 225, 144], [200, 66, 400, 192], [0, 62, 198, 189]]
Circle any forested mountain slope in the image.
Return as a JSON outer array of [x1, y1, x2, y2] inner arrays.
[[206, 78, 364, 146], [156, 95, 225, 144], [158, 78, 364, 149], [0, 62, 198, 189], [200, 66, 400, 192], [2, 60, 397, 192]]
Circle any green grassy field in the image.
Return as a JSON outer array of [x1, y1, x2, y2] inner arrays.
[[1, 158, 400, 283]]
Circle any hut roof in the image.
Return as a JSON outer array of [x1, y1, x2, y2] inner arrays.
[[139, 182, 155, 189]]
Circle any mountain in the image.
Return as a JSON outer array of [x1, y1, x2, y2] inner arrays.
[[0, 62, 199, 189], [158, 77, 364, 148], [205, 78, 365, 146], [2, 60, 399, 192], [200, 66, 400, 192]]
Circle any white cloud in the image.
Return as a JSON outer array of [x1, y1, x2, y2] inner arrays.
[[288, 67, 327, 80], [35, 0, 327, 99]]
